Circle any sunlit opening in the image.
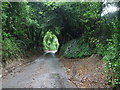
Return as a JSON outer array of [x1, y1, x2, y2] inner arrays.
[[101, 4, 119, 16], [43, 31, 59, 53]]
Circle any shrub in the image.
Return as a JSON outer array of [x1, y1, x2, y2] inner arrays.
[[2, 32, 23, 64], [96, 34, 120, 87], [60, 37, 92, 58], [102, 37, 120, 87]]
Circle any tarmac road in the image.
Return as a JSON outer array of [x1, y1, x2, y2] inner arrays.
[[2, 53, 75, 88]]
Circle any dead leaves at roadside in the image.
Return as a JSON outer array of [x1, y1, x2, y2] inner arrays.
[[60, 54, 109, 88]]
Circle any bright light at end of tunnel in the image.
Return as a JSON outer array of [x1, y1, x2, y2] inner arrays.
[[45, 50, 57, 54], [101, 5, 119, 16]]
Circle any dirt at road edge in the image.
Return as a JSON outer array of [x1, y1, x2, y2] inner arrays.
[[60, 54, 110, 88]]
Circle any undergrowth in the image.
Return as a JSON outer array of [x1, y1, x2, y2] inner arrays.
[[96, 34, 120, 87], [60, 34, 120, 87], [2, 32, 23, 65], [60, 36, 92, 58]]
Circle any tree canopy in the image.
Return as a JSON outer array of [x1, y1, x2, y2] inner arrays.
[[2, 1, 120, 87]]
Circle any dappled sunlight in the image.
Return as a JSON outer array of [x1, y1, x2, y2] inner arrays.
[[101, 3, 119, 16]]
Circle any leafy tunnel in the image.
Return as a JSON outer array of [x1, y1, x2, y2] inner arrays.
[[1, 1, 120, 88]]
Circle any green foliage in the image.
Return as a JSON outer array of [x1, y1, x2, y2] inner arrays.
[[96, 42, 106, 57], [60, 36, 92, 58], [2, 2, 40, 62], [102, 34, 120, 87], [43, 31, 59, 51], [2, 32, 23, 61], [2, 2, 40, 49], [94, 15, 120, 87], [95, 33, 120, 87], [2, 2, 120, 87]]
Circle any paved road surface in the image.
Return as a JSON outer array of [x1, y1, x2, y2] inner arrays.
[[2, 53, 75, 88]]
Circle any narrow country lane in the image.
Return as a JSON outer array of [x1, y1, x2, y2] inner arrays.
[[2, 53, 75, 88]]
